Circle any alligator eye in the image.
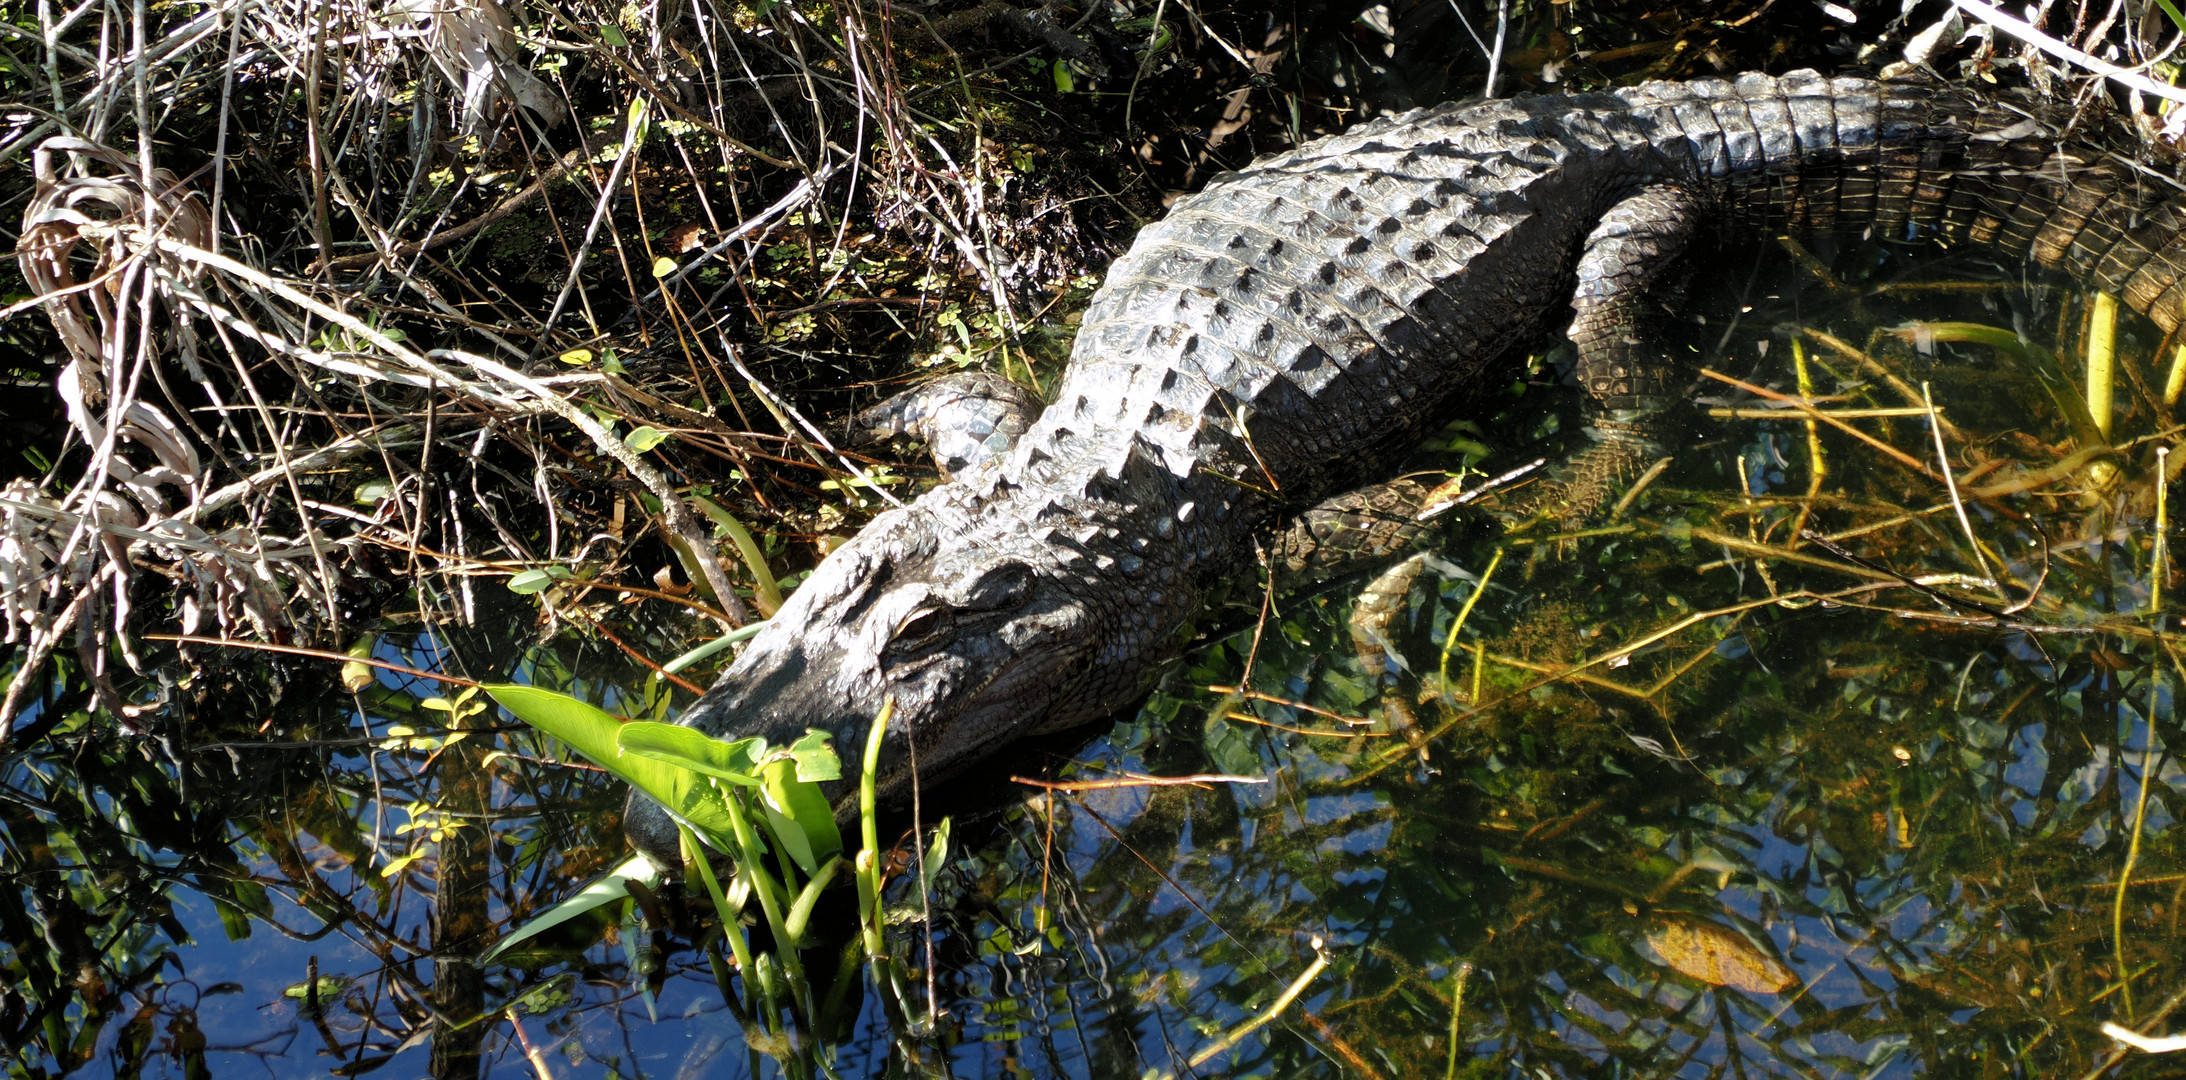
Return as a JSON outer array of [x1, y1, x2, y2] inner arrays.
[[889, 607, 954, 653]]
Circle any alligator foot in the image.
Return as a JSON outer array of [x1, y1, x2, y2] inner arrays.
[[850, 370, 1043, 480]]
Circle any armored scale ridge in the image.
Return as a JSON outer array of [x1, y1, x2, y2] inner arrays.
[[626, 68, 2186, 866]]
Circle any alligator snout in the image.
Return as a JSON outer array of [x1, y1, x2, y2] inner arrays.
[[624, 503, 1105, 870]]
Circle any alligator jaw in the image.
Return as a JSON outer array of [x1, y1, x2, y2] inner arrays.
[[625, 501, 1096, 870]]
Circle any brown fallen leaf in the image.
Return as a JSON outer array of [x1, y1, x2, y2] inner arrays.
[[1643, 918, 1797, 994]]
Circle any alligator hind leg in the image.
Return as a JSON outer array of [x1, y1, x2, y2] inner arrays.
[[851, 370, 1044, 480], [1268, 479, 1449, 736], [1526, 181, 1706, 522]]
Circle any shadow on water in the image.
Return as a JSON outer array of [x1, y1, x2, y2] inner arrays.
[[7, 243, 2186, 1077]]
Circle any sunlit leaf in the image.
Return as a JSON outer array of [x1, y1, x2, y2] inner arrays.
[[557, 348, 593, 366], [484, 685, 738, 840], [282, 976, 350, 1001], [623, 425, 669, 452], [759, 758, 841, 875], [786, 728, 840, 782], [617, 722, 764, 786], [651, 256, 677, 277], [482, 856, 658, 963], [507, 569, 556, 594], [920, 816, 952, 883], [1643, 919, 1795, 994]]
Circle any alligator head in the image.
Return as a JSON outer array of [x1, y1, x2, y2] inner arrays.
[[622, 498, 1098, 869]]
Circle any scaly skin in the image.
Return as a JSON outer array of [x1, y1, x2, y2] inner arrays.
[[626, 69, 2186, 866]]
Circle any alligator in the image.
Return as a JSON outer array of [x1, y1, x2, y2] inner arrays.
[[626, 68, 2186, 867]]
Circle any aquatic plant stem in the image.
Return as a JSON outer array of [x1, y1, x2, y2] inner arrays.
[[690, 493, 784, 616], [720, 791, 816, 1031], [1794, 337, 1826, 538], [2155, 446, 2170, 615], [682, 825, 765, 1022], [2088, 291, 2118, 440], [1443, 962, 1472, 1079], [2113, 745, 2164, 1020], [505, 1007, 558, 1080], [1923, 382, 2009, 604], [1184, 936, 1330, 1070], [855, 699, 912, 1017], [1608, 457, 1674, 519], [1702, 368, 1940, 479], [1438, 547, 1505, 695]]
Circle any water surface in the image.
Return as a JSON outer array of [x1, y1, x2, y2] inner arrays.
[[6, 236, 2182, 1079]]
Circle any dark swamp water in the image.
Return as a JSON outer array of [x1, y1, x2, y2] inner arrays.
[[8, 232, 2186, 1079]]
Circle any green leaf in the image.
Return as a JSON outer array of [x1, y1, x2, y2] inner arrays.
[[616, 722, 764, 786], [787, 728, 841, 782], [783, 855, 843, 946], [623, 425, 669, 452], [507, 569, 557, 594], [283, 976, 351, 1001], [484, 685, 737, 841], [760, 758, 842, 875], [761, 797, 815, 878], [482, 855, 658, 963], [921, 816, 952, 883], [597, 24, 628, 48]]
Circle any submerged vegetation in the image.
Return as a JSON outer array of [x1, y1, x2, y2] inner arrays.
[[4, 0, 2186, 1076]]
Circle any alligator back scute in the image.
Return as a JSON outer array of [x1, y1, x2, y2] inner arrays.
[[979, 68, 2186, 658], [1028, 70, 2186, 528]]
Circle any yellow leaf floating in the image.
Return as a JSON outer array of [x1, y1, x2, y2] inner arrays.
[[1643, 919, 1796, 994]]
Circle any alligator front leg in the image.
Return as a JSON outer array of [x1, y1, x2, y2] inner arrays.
[[1525, 181, 1705, 523], [1267, 478, 1448, 734], [851, 370, 1044, 480]]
